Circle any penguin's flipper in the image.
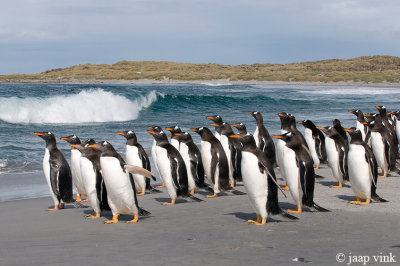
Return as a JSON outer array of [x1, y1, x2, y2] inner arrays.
[[311, 202, 330, 212], [138, 207, 151, 217], [338, 146, 349, 181], [49, 164, 61, 200], [124, 164, 156, 181], [279, 210, 299, 220], [188, 195, 203, 202]]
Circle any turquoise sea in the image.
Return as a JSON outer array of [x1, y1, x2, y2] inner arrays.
[[0, 83, 399, 201]]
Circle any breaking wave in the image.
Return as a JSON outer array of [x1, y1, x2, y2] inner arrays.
[[0, 89, 161, 124]]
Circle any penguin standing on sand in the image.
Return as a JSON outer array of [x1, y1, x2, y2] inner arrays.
[[318, 126, 349, 188], [364, 116, 396, 178], [332, 119, 349, 145], [276, 112, 293, 190], [88, 141, 153, 224], [272, 132, 329, 213], [70, 141, 110, 218], [34, 132, 73, 210], [344, 128, 387, 204], [116, 130, 161, 196], [165, 126, 183, 151], [149, 126, 165, 188], [60, 135, 87, 202], [191, 127, 231, 197], [206, 115, 224, 140], [230, 133, 298, 225], [172, 132, 205, 194], [348, 110, 368, 141], [147, 130, 202, 205], [298, 120, 327, 169], [249, 111, 276, 166]]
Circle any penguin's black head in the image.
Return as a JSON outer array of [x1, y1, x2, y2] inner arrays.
[[206, 115, 223, 124], [298, 120, 315, 129], [165, 126, 182, 134], [116, 130, 137, 143], [148, 126, 163, 133], [317, 126, 338, 138], [171, 131, 191, 142], [190, 127, 213, 138], [82, 139, 96, 145], [229, 133, 256, 150], [88, 141, 114, 152], [375, 105, 387, 116], [60, 135, 81, 145], [332, 119, 342, 127], [364, 113, 378, 122], [147, 129, 168, 142], [34, 131, 56, 146], [217, 122, 233, 135], [231, 122, 247, 135], [272, 132, 302, 148], [344, 127, 362, 142], [390, 111, 400, 119], [249, 111, 263, 123]]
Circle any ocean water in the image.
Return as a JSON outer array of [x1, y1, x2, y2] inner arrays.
[[0, 83, 399, 202]]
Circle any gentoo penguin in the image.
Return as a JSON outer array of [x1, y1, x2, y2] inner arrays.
[[116, 130, 161, 196], [390, 111, 400, 144], [206, 115, 223, 140], [165, 126, 182, 151], [34, 132, 73, 210], [344, 128, 387, 204], [230, 133, 298, 225], [88, 141, 152, 223], [298, 120, 327, 169], [317, 126, 349, 188], [332, 119, 349, 145], [148, 126, 165, 188], [376, 106, 399, 148], [364, 116, 396, 178], [190, 127, 230, 197], [147, 130, 202, 205], [249, 111, 276, 166], [70, 141, 110, 218], [60, 135, 87, 202], [276, 112, 292, 190], [231, 122, 248, 136], [348, 110, 368, 141], [210, 122, 236, 187], [172, 131, 205, 194], [272, 132, 329, 213]]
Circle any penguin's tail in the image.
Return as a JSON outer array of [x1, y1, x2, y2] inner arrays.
[[188, 195, 203, 202], [315, 174, 325, 179], [138, 207, 151, 217], [230, 188, 247, 195], [149, 187, 163, 193], [72, 201, 88, 208], [371, 193, 388, 203], [267, 202, 299, 220], [279, 210, 299, 220], [311, 202, 330, 212]]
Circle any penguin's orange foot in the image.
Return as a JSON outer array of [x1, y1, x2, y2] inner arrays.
[[58, 203, 64, 209], [76, 195, 82, 202], [47, 205, 59, 211], [137, 190, 146, 196], [189, 189, 195, 195], [330, 182, 342, 188], [349, 200, 362, 204], [85, 212, 100, 219], [104, 215, 119, 224], [126, 214, 138, 223], [288, 206, 302, 213], [378, 172, 387, 178], [248, 218, 267, 225], [82, 198, 89, 202], [156, 183, 165, 188], [314, 165, 319, 170], [281, 185, 289, 190], [230, 181, 236, 188], [247, 219, 258, 224], [206, 193, 218, 198], [162, 199, 176, 205]]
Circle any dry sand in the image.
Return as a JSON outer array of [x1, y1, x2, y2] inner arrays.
[[1, 165, 399, 265]]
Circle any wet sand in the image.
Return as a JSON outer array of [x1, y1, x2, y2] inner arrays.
[[0, 165, 399, 265]]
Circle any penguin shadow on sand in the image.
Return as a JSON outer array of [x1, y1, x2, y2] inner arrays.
[[319, 181, 351, 188], [225, 211, 296, 224], [336, 195, 357, 202], [154, 197, 199, 204], [82, 210, 152, 222]]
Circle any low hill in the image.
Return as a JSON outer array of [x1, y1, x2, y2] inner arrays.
[[1, 56, 400, 83]]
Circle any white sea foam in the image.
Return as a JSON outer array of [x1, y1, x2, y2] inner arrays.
[[299, 88, 400, 95], [0, 89, 161, 124]]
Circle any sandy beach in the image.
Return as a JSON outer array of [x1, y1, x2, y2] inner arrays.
[[1, 165, 399, 265]]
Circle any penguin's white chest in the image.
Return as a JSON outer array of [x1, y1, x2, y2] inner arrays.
[[370, 132, 387, 171], [43, 148, 51, 187], [100, 157, 136, 214], [80, 157, 100, 212], [155, 146, 177, 199], [356, 121, 366, 140], [126, 145, 142, 166], [282, 148, 303, 206], [170, 138, 180, 151], [180, 143, 195, 189], [201, 141, 212, 180], [254, 128, 259, 147], [347, 145, 371, 199], [304, 128, 319, 167], [241, 152, 268, 199], [71, 149, 85, 194]]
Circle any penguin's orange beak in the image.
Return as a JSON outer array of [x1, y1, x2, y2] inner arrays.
[[297, 121, 303, 124], [362, 122, 368, 125], [148, 126, 153, 129], [168, 134, 172, 138], [206, 117, 213, 120], [34, 132, 44, 136], [60, 137, 69, 140], [147, 131, 156, 135], [210, 123, 218, 126], [248, 111, 253, 114], [88, 144, 97, 148], [375, 106, 381, 109], [348, 110, 354, 113], [364, 113, 371, 117], [316, 127, 324, 130], [190, 128, 198, 132], [272, 135, 283, 139], [174, 133, 182, 136], [70, 144, 80, 148], [344, 129, 353, 133], [115, 132, 124, 135], [231, 124, 238, 127], [229, 135, 242, 139], [165, 127, 173, 131], [278, 113, 284, 117]]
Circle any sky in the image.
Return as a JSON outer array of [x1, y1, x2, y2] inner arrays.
[[0, 0, 399, 74]]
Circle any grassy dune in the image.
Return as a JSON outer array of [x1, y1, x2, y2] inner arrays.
[[1, 55, 400, 83]]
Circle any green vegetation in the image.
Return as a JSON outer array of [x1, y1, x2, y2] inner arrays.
[[1, 56, 400, 83]]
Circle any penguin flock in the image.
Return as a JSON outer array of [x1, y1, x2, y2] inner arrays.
[[34, 105, 396, 225]]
